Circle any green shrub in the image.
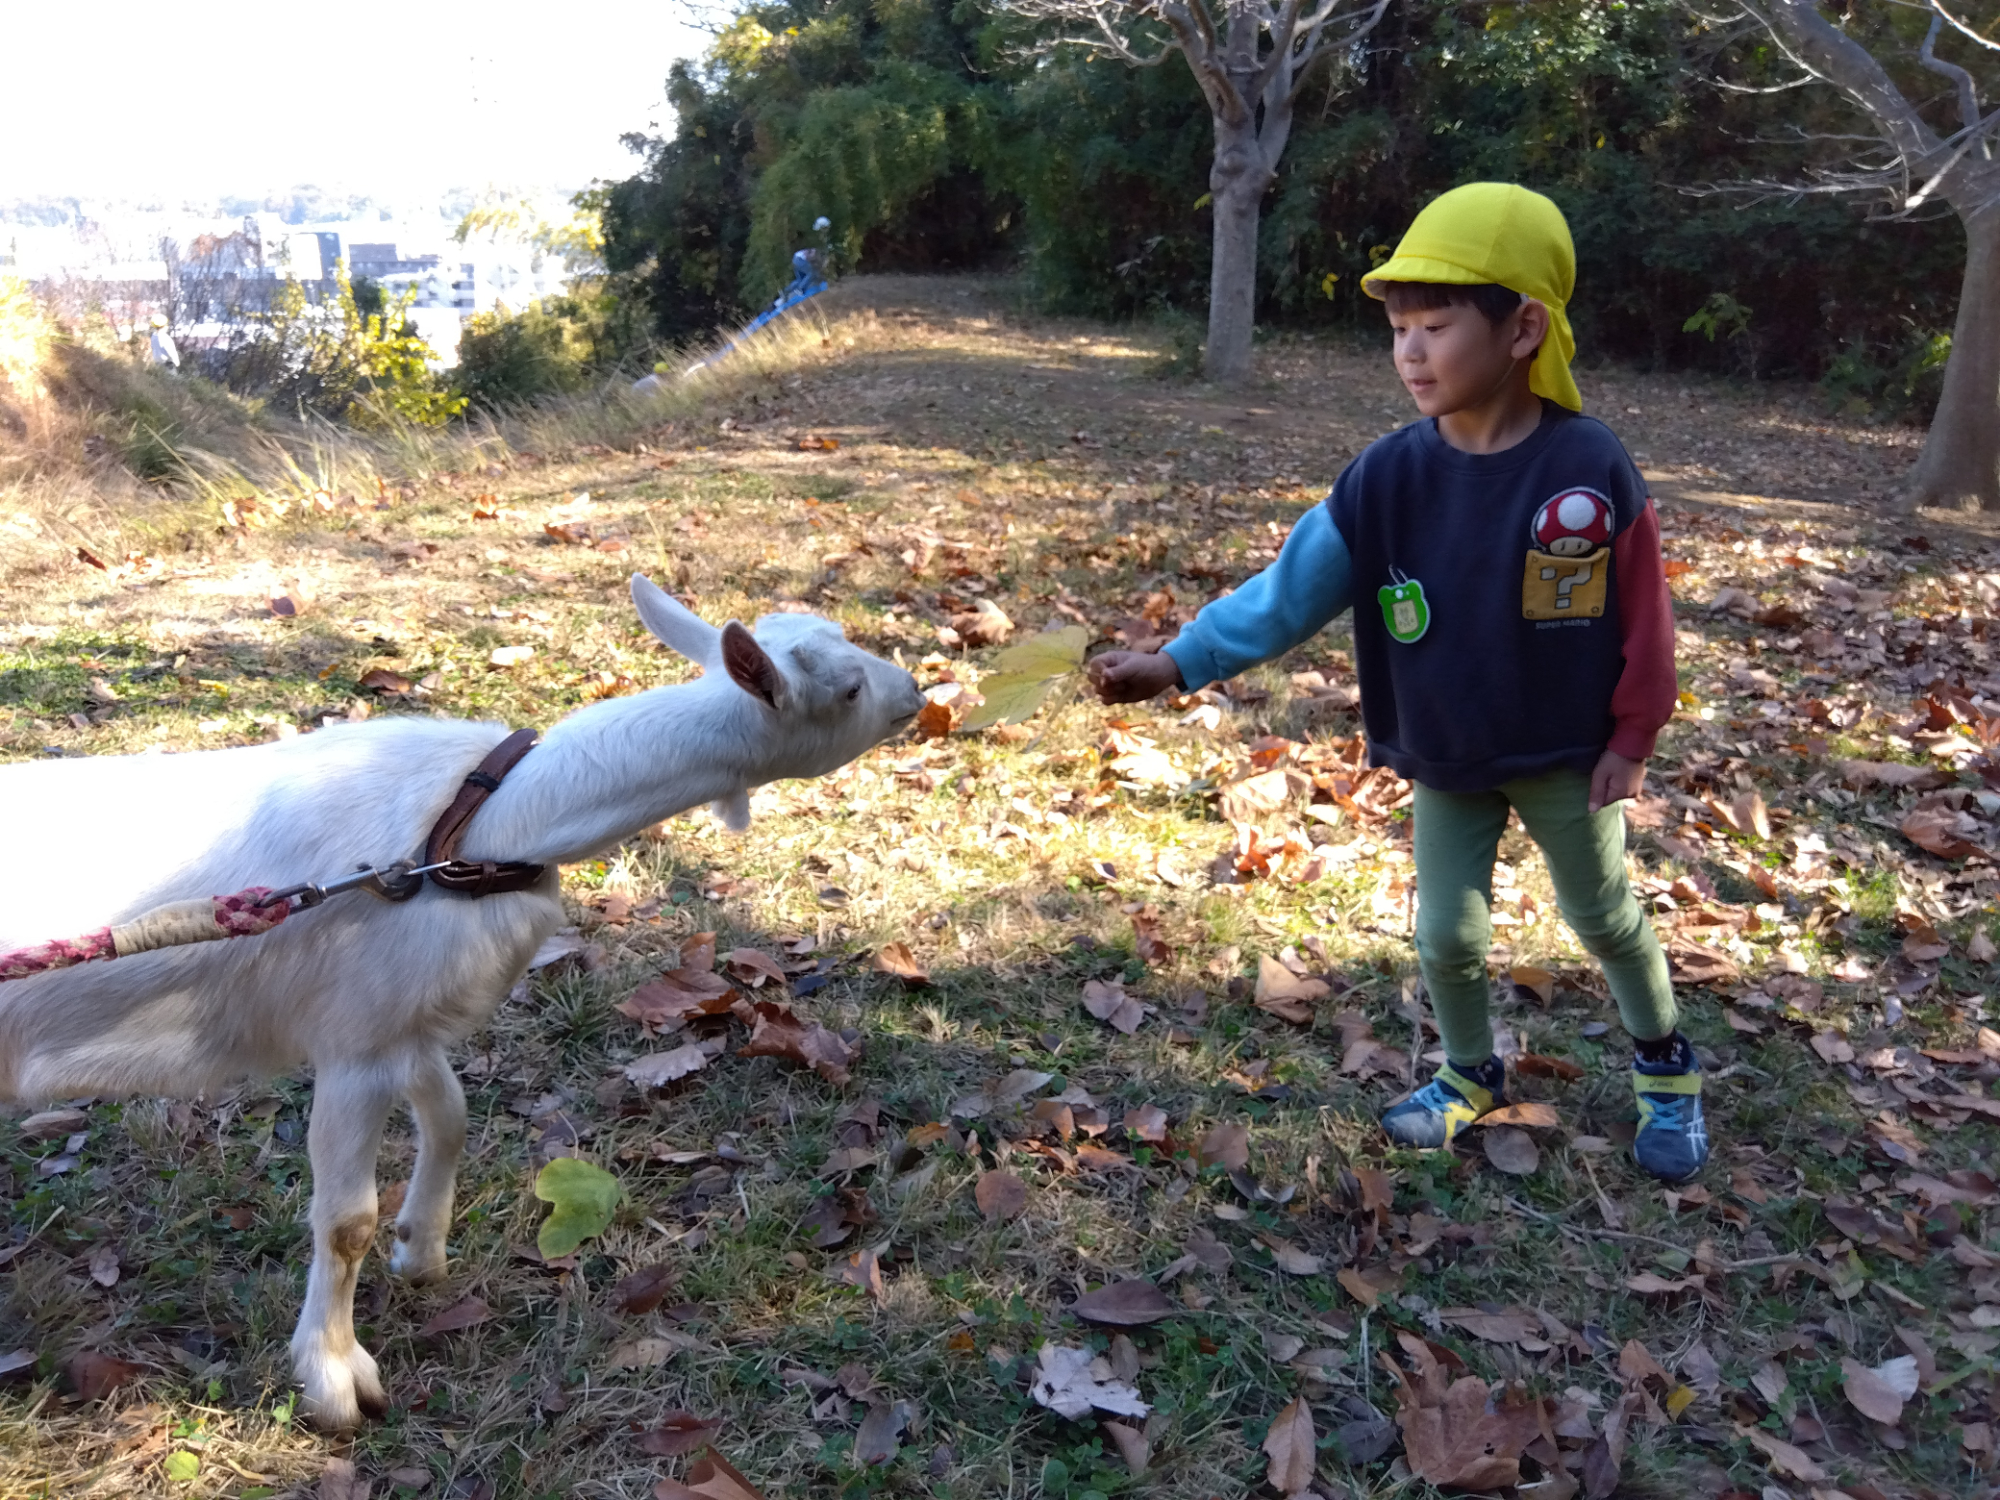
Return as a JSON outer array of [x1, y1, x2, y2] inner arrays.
[[453, 291, 636, 409]]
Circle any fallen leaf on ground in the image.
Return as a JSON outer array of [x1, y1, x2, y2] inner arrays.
[[738, 1001, 855, 1084], [420, 1295, 494, 1337], [834, 1247, 886, 1299], [1198, 1120, 1250, 1172], [1101, 1419, 1149, 1475], [1123, 1104, 1168, 1142], [66, 1350, 144, 1401], [1738, 1426, 1826, 1482], [722, 948, 788, 988], [626, 1044, 713, 1087], [1509, 965, 1555, 1004], [1480, 1101, 1560, 1129], [319, 1457, 370, 1500], [1072, 1280, 1176, 1325], [1262, 1397, 1317, 1497], [534, 1158, 622, 1260], [1131, 907, 1173, 966], [950, 1069, 1053, 1119], [1081, 979, 1144, 1034], [611, 1264, 676, 1315], [1254, 954, 1328, 1023], [1391, 1351, 1545, 1490], [874, 943, 930, 986], [1841, 1354, 1919, 1426], [854, 1399, 912, 1466], [1028, 1343, 1149, 1420], [1903, 807, 1980, 860], [1439, 1307, 1550, 1350], [87, 1245, 120, 1288], [1482, 1126, 1540, 1175], [638, 1411, 724, 1456], [975, 1170, 1027, 1222], [1513, 1053, 1584, 1082], [1265, 1240, 1323, 1276], [653, 1448, 769, 1500]]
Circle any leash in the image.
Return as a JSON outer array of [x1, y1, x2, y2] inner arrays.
[[0, 729, 545, 984]]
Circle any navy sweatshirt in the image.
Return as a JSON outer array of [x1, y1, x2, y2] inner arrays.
[[1164, 403, 1676, 793]]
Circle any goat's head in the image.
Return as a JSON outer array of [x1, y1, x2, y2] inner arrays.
[[631, 573, 925, 779]]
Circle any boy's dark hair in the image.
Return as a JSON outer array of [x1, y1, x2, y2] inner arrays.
[[1377, 281, 1524, 326]]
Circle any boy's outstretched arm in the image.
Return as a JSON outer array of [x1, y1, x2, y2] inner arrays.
[[1089, 505, 1355, 704], [1590, 498, 1677, 813]]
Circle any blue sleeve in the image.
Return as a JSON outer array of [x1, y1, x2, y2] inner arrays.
[[1162, 504, 1354, 690]]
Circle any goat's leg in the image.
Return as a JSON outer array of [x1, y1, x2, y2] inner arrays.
[[291, 1063, 397, 1431], [388, 1047, 464, 1284]]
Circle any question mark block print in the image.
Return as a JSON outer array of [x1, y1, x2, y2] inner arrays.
[[1521, 547, 1610, 620]]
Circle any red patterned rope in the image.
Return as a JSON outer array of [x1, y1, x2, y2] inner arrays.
[[0, 887, 290, 982]]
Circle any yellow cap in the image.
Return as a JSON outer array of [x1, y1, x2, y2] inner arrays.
[[1362, 182, 1581, 412]]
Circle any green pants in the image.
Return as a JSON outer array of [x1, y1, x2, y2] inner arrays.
[[1412, 769, 1676, 1066]]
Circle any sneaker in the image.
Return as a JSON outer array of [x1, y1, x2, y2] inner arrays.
[[1381, 1055, 1506, 1149], [1632, 1033, 1708, 1182]]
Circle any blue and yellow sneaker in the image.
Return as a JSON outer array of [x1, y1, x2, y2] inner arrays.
[[1632, 1032, 1708, 1182], [1380, 1055, 1506, 1149]]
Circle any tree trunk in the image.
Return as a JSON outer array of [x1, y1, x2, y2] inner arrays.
[[1904, 203, 2000, 512], [1204, 118, 1269, 386]]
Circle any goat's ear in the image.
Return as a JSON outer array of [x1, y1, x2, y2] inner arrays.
[[721, 621, 784, 709], [631, 574, 722, 666]]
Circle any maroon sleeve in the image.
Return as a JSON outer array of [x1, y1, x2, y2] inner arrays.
[[1608, 498, 1677, 761]]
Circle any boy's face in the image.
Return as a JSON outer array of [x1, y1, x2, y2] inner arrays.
[[1387, 298, 1544, 418]]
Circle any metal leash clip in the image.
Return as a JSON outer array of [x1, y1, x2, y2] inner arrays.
[[253, 860, 447, 910]]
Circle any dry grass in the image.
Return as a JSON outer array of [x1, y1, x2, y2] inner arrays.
[[0, 274, 1992, 1500]]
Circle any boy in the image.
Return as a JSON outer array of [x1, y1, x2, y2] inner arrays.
[[1089, 183, 1704, 1182]]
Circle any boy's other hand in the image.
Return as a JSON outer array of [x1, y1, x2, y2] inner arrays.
[[1088, 650, 1183, 705], [1588, 749, 1646, 814]]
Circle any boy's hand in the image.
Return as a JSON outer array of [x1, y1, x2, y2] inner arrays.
[[1088, 650, 1183, 705], [1588, 749, 1646, 814]]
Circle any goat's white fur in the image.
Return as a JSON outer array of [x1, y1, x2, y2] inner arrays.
[[0, 576, 922, 1429]]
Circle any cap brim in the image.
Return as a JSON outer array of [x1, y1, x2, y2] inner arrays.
[[1360, 255, 1494, 300]]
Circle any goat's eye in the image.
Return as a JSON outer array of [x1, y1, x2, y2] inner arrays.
[[846, 684, 863, 701]]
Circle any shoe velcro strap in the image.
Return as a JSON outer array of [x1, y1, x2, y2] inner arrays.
[[1634, 1070, 1703, 1096], [1435, 1063, 1495, 1115]]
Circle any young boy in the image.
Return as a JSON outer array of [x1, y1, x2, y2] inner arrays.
[[1089, 182, 1705, 1182]]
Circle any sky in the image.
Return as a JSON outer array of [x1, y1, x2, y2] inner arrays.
[[0, 0, 715, 202]]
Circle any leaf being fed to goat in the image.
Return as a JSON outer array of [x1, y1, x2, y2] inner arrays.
[[960, 625, 1088, 730], [534, 1158, 622, 1260]]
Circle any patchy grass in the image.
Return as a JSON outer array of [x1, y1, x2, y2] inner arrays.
[[0, 274, 1994, 1500]]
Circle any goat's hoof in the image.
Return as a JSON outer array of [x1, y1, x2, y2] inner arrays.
[[387, 1238, 447, 1284], [296, 1345, 389, 1431]]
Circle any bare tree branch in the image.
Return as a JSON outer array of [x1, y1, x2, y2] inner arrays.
[[1919, 5, 1984, 132]]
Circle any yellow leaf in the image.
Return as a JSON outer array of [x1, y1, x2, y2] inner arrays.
[[1665, 1383, 1697, 1420]]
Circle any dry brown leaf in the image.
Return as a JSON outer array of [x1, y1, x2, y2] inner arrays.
[[1131, 907, 1173, 967], [1841, 1355, 1919, 1426], [1081, 979, 1144, 1034], [637, 1411, 725, 1456], [854, 1399, 912, 1467], [1264, 1240, 1323, 1276], [626, 1044, 713, 1087], [1071, 1279, 1176, 1325], [1738, 1426, 1827, 1482], [87, 1245, 120, 1288], [1123, 1104, 1168, 1142], [1101, 1419, 1150, 1475], [834, 1247, 886, 1300], [1254, 955, 1328, 1025], [617, 968, 735, 1028], [975, 1170, 1027, 1222], [653, 1448, 769, 1500], [1197, 1120, 1250, 1172], [1336, 1266, 1383, 1309], [1509, 964, 1556, 1004], [611, 1264, 676, 1315], [1970, 927, 1999, 963], [1395, 1369, 1545, 1490], [722, 948, 788, 988], [1903, 806, 1981, 859], [1353, 1166, 1395, 1213], [1262, 1397, 1317, 1497], [1482, 1126, 1540, 1175], [874, 942, 931, 986], [1512, 1053, 1584, 1082], [319, 1457, 369, 1500], [420, 1295, 493, 1337], [738, 1001, 855, 1084], [1439, 1307, 1550, 1350], [1029, 1343, 1150, 1420], [1480, 1101, 1560, 1129], [66, 1350, 144, 1401]]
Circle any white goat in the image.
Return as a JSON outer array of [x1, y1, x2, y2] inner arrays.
[[0, 576, 924, 1429]]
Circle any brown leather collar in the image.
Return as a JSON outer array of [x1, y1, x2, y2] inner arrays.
[[424, 727, 547, 896]]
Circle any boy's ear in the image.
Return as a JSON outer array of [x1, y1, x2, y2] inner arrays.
[[1513, 298, 1552, 361]]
